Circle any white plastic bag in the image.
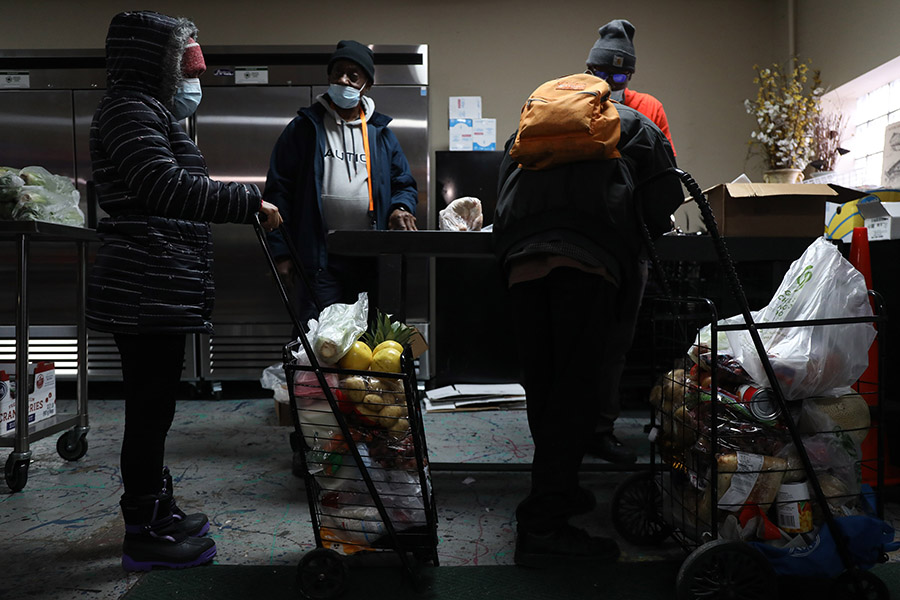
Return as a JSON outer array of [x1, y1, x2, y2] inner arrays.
[[312, 292, 369, 364], [725, 237, 876, 400], [439, 197, 483, 231], [259, 364, 288, 402]]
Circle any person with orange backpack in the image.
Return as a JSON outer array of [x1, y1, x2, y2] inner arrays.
[[493, 73, 681, 567]]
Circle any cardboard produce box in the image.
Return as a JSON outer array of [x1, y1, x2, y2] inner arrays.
[[0, 362, 57, 436], [700, 183, 865, 237], [857, 197, 900, 240]]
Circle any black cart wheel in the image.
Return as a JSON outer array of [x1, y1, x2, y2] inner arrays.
[[296, 548, 348, 600], [676, 539, 777, 600], [610, 470, 670, 545], [4, 455, 28, 493], [831, 569, 889, 600], [57, 431, 88, 461]]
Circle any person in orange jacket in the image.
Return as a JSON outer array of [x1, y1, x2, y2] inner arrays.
[[583, 19, 676, 464], [586, 19, 676, 156]]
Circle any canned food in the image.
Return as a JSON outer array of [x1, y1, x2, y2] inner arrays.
[[737, 384, 781, 424]]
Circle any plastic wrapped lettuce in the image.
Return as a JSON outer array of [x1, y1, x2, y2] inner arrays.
[[0, 166, 84, 226], [0, 172, 24, 203]]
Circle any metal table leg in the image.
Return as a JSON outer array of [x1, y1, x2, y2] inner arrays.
[[6, 232, 33, 491]]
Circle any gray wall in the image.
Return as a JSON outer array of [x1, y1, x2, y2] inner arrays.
[[1, 0, 891, 192], [796, 0, 900, 91]]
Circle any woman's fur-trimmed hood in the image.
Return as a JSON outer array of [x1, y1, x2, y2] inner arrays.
[[105, 10, 197, 107]]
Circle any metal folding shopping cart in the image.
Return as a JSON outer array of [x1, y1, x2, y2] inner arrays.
[[253, 216, 439, 600], [610, 170, 897, 600]]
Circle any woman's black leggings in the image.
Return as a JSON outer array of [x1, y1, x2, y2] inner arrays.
[[115, 333, 186, 497]]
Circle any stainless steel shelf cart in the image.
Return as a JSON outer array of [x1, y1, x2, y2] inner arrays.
[[1, 221, 95, 492]]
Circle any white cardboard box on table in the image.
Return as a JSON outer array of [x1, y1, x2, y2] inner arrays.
[[0, 361, 56, 436]]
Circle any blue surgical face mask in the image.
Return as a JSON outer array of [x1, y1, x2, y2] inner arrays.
[[327, 84, 362, 110], [172, 78, 202, 120]]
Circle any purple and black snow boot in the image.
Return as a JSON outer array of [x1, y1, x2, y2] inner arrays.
[[120, 493, 216, 571], [162, 467, 210, 537]]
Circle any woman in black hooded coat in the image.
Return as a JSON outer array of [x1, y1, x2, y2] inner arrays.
[[87, 10, 281, 571]]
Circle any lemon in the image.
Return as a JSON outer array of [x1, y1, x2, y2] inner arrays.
[[373, 340, 404, 356], [371, 347, 402, 373], [338, 341, 373, 371]]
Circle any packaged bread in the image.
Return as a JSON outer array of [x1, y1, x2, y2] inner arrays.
[[802, 392, 870, 445], [711, 452, 787, 513]]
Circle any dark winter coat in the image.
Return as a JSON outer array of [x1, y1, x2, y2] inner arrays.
[[86, 11, 262, 335], [492, 103, 681, 279], [263, 102, 417, 271]]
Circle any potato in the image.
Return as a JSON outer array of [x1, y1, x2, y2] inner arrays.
[[342, 376, 368, 403], [378, 404, 406, 428], [363, 392, 392, 409], [388, 418, 410, 439]]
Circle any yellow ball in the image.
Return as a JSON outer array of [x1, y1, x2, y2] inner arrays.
[[373, 340, 404, 356], [371, 347, 402, 373], [338, 341, 373, 371]]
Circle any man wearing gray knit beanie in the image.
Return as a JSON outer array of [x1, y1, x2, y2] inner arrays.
[[582, 19, 676, 466], [586, 19, 676, 155]]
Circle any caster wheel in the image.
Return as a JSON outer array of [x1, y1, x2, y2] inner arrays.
[[296, 548, 348, 600], [831, 569, 889, 600], [57, 431, 88, 461], [676, 539, 777, 600], [611, 470, 670, 545], [5, 455, 29, 493]]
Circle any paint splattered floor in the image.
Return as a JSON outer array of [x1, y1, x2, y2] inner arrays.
[[1, 398, 897, 599]]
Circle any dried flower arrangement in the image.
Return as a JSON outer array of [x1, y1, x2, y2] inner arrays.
[[809, 109, 849, 172], [745, 60, 824, 170]]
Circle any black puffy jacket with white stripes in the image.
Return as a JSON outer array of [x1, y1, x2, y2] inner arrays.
[[86, 11, 262, 335]]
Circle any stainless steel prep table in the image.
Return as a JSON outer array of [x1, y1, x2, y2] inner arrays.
[[1, 221, 95, 492], [326, 229, 818, 317]]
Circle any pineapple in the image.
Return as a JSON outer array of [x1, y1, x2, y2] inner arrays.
[[362, 310, 414, 349]]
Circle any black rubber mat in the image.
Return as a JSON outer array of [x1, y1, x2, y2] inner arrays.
[[122, 561, 681, 600], [123, 560, 900, 599]]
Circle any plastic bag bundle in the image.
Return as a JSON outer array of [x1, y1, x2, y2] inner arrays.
[[439, 197, 483, 231], [311, 292, 369, 364], [724, 237, 876, 400]]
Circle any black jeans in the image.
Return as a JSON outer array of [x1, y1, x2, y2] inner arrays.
[[115, 333, 186, 497], [509, 267, 619, 533]]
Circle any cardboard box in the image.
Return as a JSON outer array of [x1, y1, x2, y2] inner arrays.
[[857, 199, 900, 240], [701, 183, 865, 237], [472, 118, 496, 151], [0, 362, 56, 436], [274, 399, 293, 427], [449, 96, 482, 120], [449, 118, 473, 151]]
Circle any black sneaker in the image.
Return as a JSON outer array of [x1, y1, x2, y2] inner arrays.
[[514, 524, 620, 568], [586, 432, 637, 464]]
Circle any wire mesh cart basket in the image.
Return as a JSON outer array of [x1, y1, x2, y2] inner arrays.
[[610, 170, 897, 600], [253, 216, 439, 600]]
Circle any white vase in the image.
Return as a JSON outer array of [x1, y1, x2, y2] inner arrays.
[[763, 168, 804, 184]]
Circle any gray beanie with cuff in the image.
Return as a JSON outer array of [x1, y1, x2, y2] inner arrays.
[[587, 19, 636, 71]]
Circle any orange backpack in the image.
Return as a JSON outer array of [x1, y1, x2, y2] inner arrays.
[[509, 73, 621, 170]]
